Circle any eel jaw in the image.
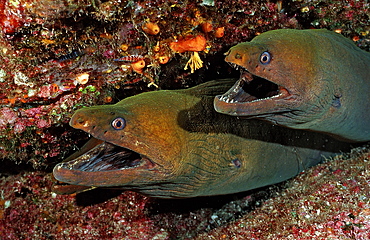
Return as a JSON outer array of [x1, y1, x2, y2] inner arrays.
[[53, 141, 157, 187], [214, 65, 291, 116]]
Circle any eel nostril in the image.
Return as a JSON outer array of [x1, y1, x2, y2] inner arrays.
[[74, 116, 89, 128], [235, 53, 242, 59], [77, 117, 84, 124]]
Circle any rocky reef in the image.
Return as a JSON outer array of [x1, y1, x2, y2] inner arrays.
[[0, 0, 369, 238]]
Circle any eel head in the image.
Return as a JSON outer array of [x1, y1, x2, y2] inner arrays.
[[214, 30, 321, 119], [53, 91, 193, 198]]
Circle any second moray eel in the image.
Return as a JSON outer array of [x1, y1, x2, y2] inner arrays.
[[53, 80, 353, 198], [214, 29, 370, 142]]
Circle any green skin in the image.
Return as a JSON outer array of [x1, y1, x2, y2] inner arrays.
[[214, 29, 370, 142], [53, 80, 352, 198]]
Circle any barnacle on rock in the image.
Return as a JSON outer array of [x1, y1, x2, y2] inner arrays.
[[120, 44, 129, 51], [201, 22, 213, 33], [214, 27, 225, 38], [153, 42, 160, 52], [131, 60, 146, 74], [142, 22, 160, 35], [75, 73, 89, 85], [158, 56, 170, 64]]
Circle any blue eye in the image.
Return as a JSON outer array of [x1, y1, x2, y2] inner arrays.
[[260, 51, 271, 64], [111, 117, 125, 130]]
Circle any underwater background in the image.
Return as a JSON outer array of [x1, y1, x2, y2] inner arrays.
[[0, 0, 369, 239]]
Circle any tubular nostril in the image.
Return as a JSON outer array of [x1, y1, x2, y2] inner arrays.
[[77, 117, 89, 127], [70, 114, 89, 129], [234, 53, 242, 59], [75, 117, 83, 124]]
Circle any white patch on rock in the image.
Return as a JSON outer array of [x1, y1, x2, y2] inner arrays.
[[14, 71, 34, 87]]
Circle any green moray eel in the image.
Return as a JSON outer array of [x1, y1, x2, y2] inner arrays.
[[214, 29, 370, 142], [53, 80, 353, 198]]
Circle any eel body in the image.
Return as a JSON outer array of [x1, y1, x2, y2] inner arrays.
[[53, 80, 353, 198], [214, 29, 370, 142]]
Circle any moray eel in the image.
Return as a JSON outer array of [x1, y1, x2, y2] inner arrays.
[[214, 29, 370, 142], [53, 80, 353, 198]]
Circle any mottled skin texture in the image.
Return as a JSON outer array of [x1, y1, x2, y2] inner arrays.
[[214, 29, 370, 142], [53, 80, 352, 198]]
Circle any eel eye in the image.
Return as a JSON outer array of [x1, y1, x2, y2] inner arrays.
[[111, 117, 126, 130], [260, 51, 271, 65]]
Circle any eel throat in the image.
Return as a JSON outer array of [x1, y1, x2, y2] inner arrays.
[[216, 65, 290, 105]]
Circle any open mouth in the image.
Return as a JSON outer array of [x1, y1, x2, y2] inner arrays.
[[55, 141, 155, 173], [216, 64, 289, 104], [52, 140, 158, 193]]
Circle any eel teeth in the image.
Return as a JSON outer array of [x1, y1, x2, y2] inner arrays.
[[218, 67, 286, 104]]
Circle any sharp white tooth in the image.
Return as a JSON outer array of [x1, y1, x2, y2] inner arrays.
[[271, 93, 282, 99], [230, 99, 234, 103]]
